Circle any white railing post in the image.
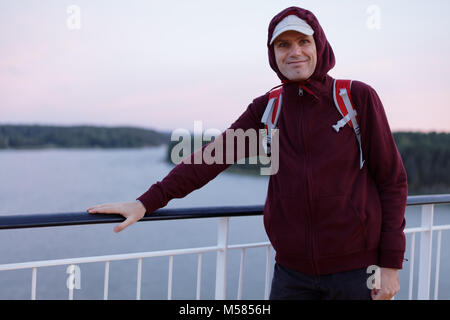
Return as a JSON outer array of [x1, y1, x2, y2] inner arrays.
[[168, 255, 174, 300], [103, 261, 109, 300], [408, 233, 416, 300], [237, 248, 246, 300], [215, 217, 229, 300], [434, 230, 442, 300], [31, 267, 37, 300], [136, 258, 142, 300], [417, 204, 434, 300], [196, 253, 203, 300], [264, 245, 271, 300]]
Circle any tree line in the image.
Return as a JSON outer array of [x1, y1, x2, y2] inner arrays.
[[393, 132, 449, 195], [0, 124, 171, 149], [166, 131, 450, 195]]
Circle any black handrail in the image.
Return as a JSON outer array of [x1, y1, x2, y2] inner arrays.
[[0, 205, 264, 230], [0, 194, 449, 230]]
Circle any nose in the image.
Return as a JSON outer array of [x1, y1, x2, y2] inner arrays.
[[289, 42, 303, 57]]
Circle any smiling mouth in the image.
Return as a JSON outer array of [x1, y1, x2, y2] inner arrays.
[[288, 60, 308, 65]]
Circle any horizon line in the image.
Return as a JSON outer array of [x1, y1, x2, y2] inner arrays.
[[0, 122, 449, 134]]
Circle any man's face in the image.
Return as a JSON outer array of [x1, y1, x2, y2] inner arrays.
[[273, 30, 317, 81]]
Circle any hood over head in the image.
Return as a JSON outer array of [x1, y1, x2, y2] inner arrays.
[[267, 7, 335, 87]]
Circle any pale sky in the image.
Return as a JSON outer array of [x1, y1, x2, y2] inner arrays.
[[1, 0, 449, 133]]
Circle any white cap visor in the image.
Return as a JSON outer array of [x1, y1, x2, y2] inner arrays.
[[270, 15, 314, 45]]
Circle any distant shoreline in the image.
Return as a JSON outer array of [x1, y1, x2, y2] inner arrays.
[[1, 125, 449, 195], [0, 124, 171, 149]]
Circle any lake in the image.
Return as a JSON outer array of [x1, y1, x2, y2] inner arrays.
[[0, 146, 449, 300]]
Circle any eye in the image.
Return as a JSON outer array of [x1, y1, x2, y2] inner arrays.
[[300, 39, 309, 45]]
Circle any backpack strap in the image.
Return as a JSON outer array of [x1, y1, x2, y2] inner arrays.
[[332, 79, 365, 169], [261, 87, 283, 156]]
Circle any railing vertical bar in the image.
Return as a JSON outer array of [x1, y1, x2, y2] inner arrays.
[[68, 264, 75, 300], [215, 217, 229, 300], [264, 245, 271, 300], [417, 204, 434, 300], [408, 233, 416, 300], [196, 253, 203, 300], [103, 261, 110, 300], [168, 255, 174, 300], [434, 230, 442, 300], [136, 258, 142, 300], [31, 267, 37, 300], [237, 248, 246, 300], [68, 264, 74, 300]]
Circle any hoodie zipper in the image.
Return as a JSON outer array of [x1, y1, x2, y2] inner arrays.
[[298, 86, 319, 275]]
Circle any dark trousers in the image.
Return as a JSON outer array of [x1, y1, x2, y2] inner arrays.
[[269, 263, 372, 300]]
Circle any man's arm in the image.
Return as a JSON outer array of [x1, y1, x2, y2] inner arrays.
[[87, 93, 269, 232], [352, 81, 408, 300], [352, 81, 408, 268], [136, 94, 268, 215]]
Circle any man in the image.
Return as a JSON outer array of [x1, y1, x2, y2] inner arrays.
[[87, 7, 408, 300]]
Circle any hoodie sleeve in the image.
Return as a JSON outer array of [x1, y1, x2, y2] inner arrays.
[[352, 81, 408, 269], [136, 93, 269, 215]]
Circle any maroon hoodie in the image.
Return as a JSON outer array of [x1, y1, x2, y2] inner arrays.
[[137, 7, 408, 275]]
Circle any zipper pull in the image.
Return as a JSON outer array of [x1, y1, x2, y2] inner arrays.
[[299, 86, 304, 96]]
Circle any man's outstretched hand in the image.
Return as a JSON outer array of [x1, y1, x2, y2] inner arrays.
[[87, 201, 146, 233]]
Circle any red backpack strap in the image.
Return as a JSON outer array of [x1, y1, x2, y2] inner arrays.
[[261, 87, 283, 156], [332, 80, 358, 128], [332, 79, 365, 169]]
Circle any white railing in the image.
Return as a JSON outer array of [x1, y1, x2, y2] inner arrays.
[[0, 216, 272, 300], [404, 202, 450, 300], [0, 195, 449, 300]]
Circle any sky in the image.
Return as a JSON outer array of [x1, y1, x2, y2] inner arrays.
[[1, 0, 449, 133]]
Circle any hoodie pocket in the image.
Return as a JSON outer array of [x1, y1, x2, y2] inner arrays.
[[265, 195, 307, 256], [314, 195, 366, 258]]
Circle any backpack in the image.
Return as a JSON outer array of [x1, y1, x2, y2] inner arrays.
[[261, 79, 365, 169]]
